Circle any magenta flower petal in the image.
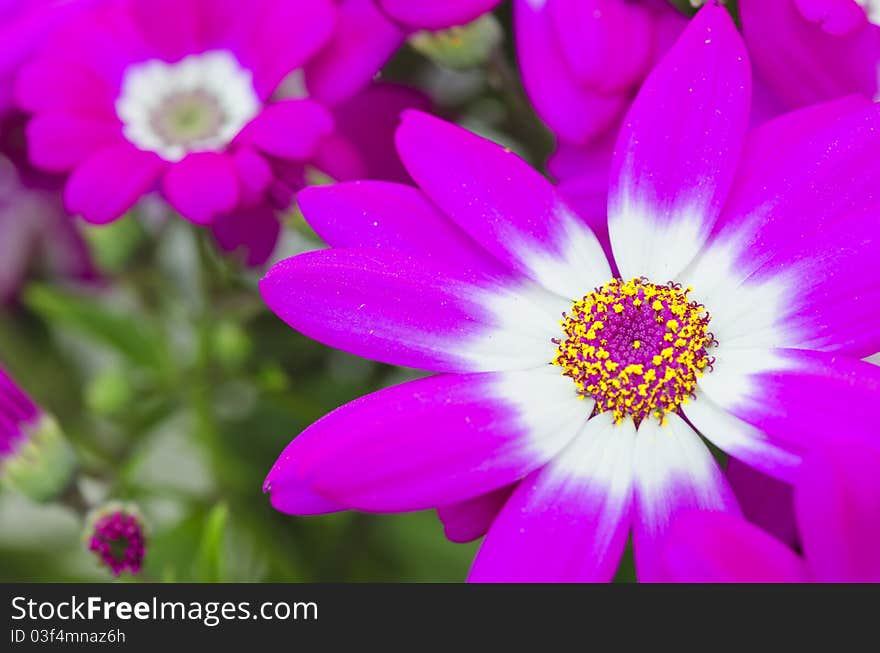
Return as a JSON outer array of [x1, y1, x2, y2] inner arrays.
[[264, 369, 586, 512], [41, 4, 149, 90], [514, 0, 628, 145], [260, 247, 568, 373], [305, 0, 404, 106], [726, 458, 799, 548], [128, 0, 201, 63], [212, 204, 280, 267], [308, 133, 366, 182], [608, 3, 751, 282], [237, 99, 334, 160], [683, 391, 802, 484], [15, 57, 114, 114], [65, 143, 165, 224], [396, 110, 610, 298], [548, 0, 654, 93], [162, 152, 240, 225], [740, 0, 879, 110], [297, 181, 505, 277], [379, 0, 499, 30], [232, 147, 273, 206], [268, 479, 345, 517], [685, 97, 880, 358], [436, 485, 514, 544], [243, 0, 337, 99], [796, 439, 880, 582], [795, 0, 869, 35], [469, 413, 635, 583], [632, 413, 740, 582], [330, 82, 432, 183], [26, 112, 121, 172], [662, 511, 807, 583]]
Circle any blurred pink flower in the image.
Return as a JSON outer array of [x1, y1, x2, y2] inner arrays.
[[14, 0, 430, 265]]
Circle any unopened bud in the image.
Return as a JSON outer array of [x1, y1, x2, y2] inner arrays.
[[409, 14, 503, 70], [1, 366, 76, 502], [85, 502, 147, 577]]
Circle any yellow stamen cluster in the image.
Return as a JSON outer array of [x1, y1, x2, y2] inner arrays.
[[552, 278, 716, 424]]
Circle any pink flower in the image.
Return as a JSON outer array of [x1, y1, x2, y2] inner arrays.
[[13, 0, 400, 244], [662, 438, 880, 582], [259, 5, 880, 581]]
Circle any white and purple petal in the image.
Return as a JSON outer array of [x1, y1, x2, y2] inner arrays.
[[632, 413, 740, 582], [681, 97, 880, 357], [396, 110, 611, 299], [260, 247, 566, 373], [468, 411, 636, 583], [608, 3, 750, 282], [697, 348, 880, 467]]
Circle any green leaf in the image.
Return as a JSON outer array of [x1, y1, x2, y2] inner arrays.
[[194, 502, 229, 582], [23, 284, 170, 373]]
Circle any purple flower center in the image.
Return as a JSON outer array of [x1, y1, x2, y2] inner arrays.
[[552, 277, 717, 424], [88, 511, 146, 576]]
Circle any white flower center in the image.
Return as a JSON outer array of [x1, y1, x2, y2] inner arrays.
[[856, 0, 880, 24], [115, 50, 261, 162]]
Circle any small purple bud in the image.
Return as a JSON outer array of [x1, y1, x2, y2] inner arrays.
[[86, 504, 147, 577]]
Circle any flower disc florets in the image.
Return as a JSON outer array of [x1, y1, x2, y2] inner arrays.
[[552, 277, 717, 424]]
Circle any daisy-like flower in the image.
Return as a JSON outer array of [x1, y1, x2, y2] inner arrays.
[[86, 503, 147, 576], [261, 4, 880, 581], [13, 0, 400, 255], [741, 0, 880, 113], [663, 438, 880, 582], [0, 364, 76, 502]]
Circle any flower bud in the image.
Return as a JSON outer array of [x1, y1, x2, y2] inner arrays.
[[0, 366, 76, 502], [85, 502, 147, 576]]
